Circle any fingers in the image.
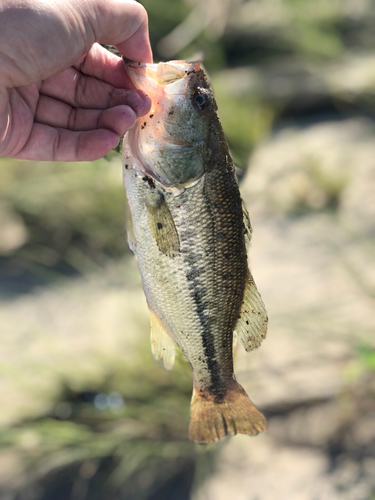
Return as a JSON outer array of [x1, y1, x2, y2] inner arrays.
[[0, 0, 152, 89], [0, 0, 153, 162], [35, 95, 139, 136], [74, 43, 134, 89], [40, 67, 151, 113], [14, 123, 121, 162], [2, 84, 149, 160]]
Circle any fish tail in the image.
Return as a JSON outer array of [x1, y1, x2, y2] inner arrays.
[[189, 381, 266, 444]]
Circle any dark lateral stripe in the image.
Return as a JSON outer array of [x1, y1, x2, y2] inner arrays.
[[183, 252, 223, 395]]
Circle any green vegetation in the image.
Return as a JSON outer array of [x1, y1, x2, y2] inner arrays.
[[0, 346, 218, 499], [358, 344, 375, 372], [0, 156, 128, 290]]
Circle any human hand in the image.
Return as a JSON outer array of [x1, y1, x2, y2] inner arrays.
[[0, 0, 152, 161]]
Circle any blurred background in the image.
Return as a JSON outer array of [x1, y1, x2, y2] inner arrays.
[[1, 0, 375, 498]]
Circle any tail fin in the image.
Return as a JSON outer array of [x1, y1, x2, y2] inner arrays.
[[189, 382, 266, 444]]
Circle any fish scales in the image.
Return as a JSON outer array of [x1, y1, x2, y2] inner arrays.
[[123, 59, 268, 443], [125, 158, 247, 396]]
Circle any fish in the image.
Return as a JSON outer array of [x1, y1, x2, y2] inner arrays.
[[122, 59, 268, 444]]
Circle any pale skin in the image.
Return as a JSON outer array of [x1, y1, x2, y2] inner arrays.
[[0, 0, 153, 161]]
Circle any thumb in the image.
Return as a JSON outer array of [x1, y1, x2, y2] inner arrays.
[[0, 0, 152, 89], [83, 0, 152, 63]]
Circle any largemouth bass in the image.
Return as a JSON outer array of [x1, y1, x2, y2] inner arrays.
[[122, 59, 268, 444]]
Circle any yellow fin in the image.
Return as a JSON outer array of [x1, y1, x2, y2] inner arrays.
[[150, 311, 176, 370], [242, 201, 253, 251], [146, 196, 180, 258], [189, 382, 266, 444], [234, 274, 268, 352]]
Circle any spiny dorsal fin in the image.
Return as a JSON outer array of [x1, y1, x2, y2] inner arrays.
[[146, 196, 180, 258], [234, 273, 268, 352], [150, 311, 176, 370], [242, 201, 253, 251]]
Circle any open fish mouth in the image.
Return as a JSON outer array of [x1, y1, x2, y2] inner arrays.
[[123, 58, 200, 97]]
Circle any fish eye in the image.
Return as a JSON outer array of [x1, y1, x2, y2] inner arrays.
[[193, 91, 210, 111]]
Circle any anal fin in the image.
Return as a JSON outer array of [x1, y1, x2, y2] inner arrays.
[[150, 311, 176, 370], [235, 273, 268, 352]]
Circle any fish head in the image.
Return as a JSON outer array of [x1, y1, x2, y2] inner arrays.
[[124, 59, 219, 187]]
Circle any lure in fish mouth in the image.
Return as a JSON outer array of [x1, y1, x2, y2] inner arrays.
[[122, 58, 268, 444]]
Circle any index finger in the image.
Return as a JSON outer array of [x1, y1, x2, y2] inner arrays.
[[74, 44, 135, 90]]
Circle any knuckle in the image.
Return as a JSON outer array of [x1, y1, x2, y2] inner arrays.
[[68, 107, 79, 130], [52, 131, 61, 161], [75, 73, 88, 107]]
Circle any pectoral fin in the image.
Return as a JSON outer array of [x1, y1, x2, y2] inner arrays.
[[234, 273, 268, 352], [125, 199, 136, 253], [146, 196, 180, 258], [150, 311, 176, 370]]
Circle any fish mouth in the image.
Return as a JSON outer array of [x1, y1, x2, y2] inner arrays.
[[123, 58, 205, 188], [123, 58, 200, 96]]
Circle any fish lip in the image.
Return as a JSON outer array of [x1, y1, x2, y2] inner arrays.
[[123, 57, 154, 88], [123, 59, 194, 117], [123, 57, 154, 71], [122, 57, 144, 66], [123, 58, 199, 89]]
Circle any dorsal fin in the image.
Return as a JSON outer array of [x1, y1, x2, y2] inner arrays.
[[150, 311, 176, 370], [234, 274, 268, 352]]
